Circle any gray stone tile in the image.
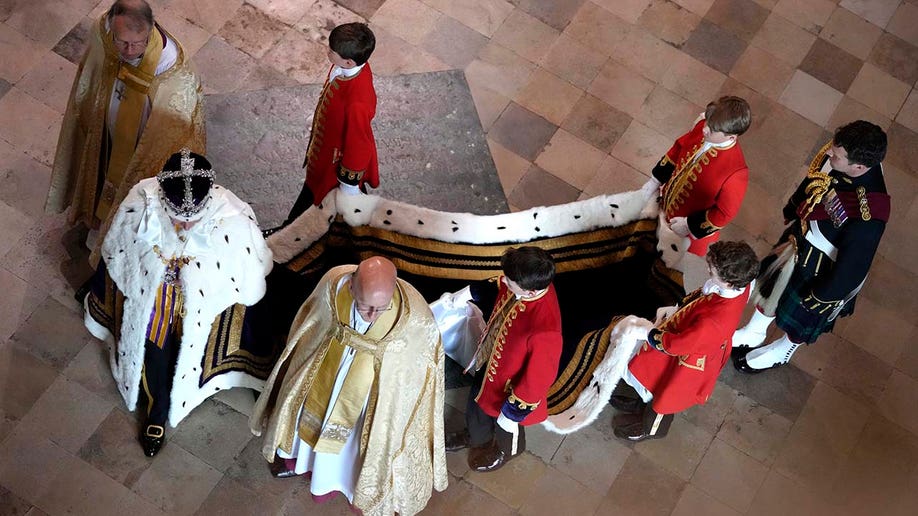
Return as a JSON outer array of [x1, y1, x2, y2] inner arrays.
[[561, 93, 633, 153], [682, 19, 748, 75], [720, 357, 817, 421], [680, 381, 740, 436], [9, 295, 92, 370], [634, 415, 715, 481], [193, 476, 283, 515], [705, 0, 770, 41], [334, 0, 386, 19], [507, 164, 580, 209], [224, 436, 299, 499], [0, 146, 52, 220], [489, 102, 558, 161], [0, 342, 59, 420], [551, 415, 631, 494], [820, 337, 893, 407], [597, 451, 686, 515], [868, 32, 918, 86], [0, 266, 46, 345], [717, 394, 793, 466], [515, 0, 587, 31], [130, 441, 223, 514], [78, 408, 151, 487], [15, 374, 113, 453], [421, 478, 516, 516], [51, 17, 93, 65], [218, 3, 289, 59], [798, 38, 864, 93], [0, 425, 72, 508], [0, 78, 10, 101], [63, 340, 125, 407], [169, 399, 253, 472], [0, 484, 32, 516], [422, 15, 489, 69]]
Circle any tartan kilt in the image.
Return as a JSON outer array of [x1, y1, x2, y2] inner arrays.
[[774, 266, 837, 343]]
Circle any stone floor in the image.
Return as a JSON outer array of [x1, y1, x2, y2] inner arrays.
[[2, 0, 918, 515]]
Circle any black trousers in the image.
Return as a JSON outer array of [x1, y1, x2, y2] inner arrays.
[[139, 335, 179, 427], [612, 379, 674, 438], [465, 370, 526, 455]]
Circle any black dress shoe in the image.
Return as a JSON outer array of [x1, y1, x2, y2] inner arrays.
[[445, 430, 470, 452], [141, 424, 165, 457], [731, 347, 776, 375], [610, 395, 645, 414], [269, 458, 298, 478], [468, 441, 505, 472], [74, 279, 92, 304], [612, 421, 661, 442]]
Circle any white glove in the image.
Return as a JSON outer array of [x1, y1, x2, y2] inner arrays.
[[641, 177, 661, 201], [654, 305, 678, 325], [496, 412, 519, 434], [669, 216, 690, 238]]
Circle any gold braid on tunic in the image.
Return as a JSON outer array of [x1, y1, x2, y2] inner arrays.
[[798, 141, 833, 231]]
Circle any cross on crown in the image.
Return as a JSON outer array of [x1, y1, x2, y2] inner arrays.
[[157, 148, 215, 218]]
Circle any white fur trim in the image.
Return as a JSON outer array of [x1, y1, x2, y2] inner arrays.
[[540, 316, 652, 435], [97, 179, 272, 426], [270, 189, 668, 264]]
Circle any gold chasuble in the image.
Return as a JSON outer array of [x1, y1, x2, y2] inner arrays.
[[46, 14, 205, 266], [251, 265, 447, 516]]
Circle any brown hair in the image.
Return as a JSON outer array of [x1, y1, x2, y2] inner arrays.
[[707, 241, 759, 289], [109, 0, 154, 32], [704, 96, 751, 136], [501, 246, 555, 291]]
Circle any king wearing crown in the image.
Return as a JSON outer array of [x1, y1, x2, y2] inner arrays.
[[82, 149, 273, 456]]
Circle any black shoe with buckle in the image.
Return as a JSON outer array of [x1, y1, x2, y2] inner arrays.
[[141, 424, 165, 457], [445, 430, 470, 452]]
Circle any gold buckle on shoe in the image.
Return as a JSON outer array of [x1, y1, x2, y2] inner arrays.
[[145, 424, 165, 438]]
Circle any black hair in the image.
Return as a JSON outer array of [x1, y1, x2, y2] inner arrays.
[[501, 246, 555, 291], [833, 120, 887, 168], [328, 23, 376, 65]]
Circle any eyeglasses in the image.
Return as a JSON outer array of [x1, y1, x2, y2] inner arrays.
[[113, 35, 149, 52], [355, 301, 393, 316]]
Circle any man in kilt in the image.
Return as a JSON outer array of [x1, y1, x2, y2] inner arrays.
[[732, 120, 890, 373]]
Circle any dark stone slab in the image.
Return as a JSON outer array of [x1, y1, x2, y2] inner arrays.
[[53, 18, 93, 65], [720, 360, 817, 421], [205, 70, 507, 227], [799, 38, 863, 94], [681, 19, 747, 75], [0, 78, 10, 101]]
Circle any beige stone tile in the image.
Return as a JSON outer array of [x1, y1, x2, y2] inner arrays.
[[467, 82, 510, 132], [487, 137, 529, 195], [422, 478, 515, 516], [580, 155, 649, 199], [550, 417, 631, 493], [834, 295, 913, 367], [562, 93, 633, 153], [522, 422, 565, 463], [634, 415, 714, 481], [717, 394, 793, 466], [0, 88, 62, 166], [750, 12, 817, 67], [514, 69, 583, 125], [859, 254, 918, 318], [371, 0, 441, 46], [731, 179, 779, 244], [636, 85, 702, 141], [295, 0, 367, 45], [673, 0, 717, 16], [0, 22, 46, 82], [464, 42, 535, 99], [638, 0, 701, 46], [518, 466, 603, 515], [840, 0, 903, 28], [588, 60, 655, 117], [791, 330, 843, 381], [422, 14, 489, 69], [0, 425, 72, 507], [212, 387, 256, 418], [534, 129, 605, 190], [223, 438, 299, 501], [492, 8, 559, 64], [729, 45, 795, 101], [610, 26, 681, 84], [847, 63, 912, 119], [887, 2, 918, 48], [0, 342, 59, 421], [827, 96, 893, 133], [563, 1, 632, 52], [131, 441, 223, 513], [0, 267, 43, 345], [15, 50, 76, 114], [819, 6, 884, 61], [895, 88, 918, 133], [62, 340, 124, 408], [4, 0, 83, 49], [746, 469, 837, 516], [593, 0, 651, 24], [876, 182, 918, 276], [155, 7, 212, 58], [508, 164, 580, 208], [247, 0, 320, 25], [0, 201, 35, 261], [539, 33, 607, 90], [610, 119, 672, 173], [691, 438, 768, 512], [895, 325, 918, 381], [819, 335, 894, 407], [168, 0, 244, 34], [195, 476, 283, 515], [778, 70, 843, 127], [680, 382, 740, 437], [772, 0, 836, 34], [15, 374, 112, 454], [419, 0, 515, 38], [877, 370, 918, 436], [659, 50, 726, 107], [465, 451, 547, 508], [170, 400, 253, 472], [597, 452, 685, 515], [217, 3, 289, 59], [77, 408, 152, 487], [671, 484, 741, 516], [773, 382, 869, 498], [10, 295, 95, 370], [262, 27, 333, 84], [0, 139, 54, 220], [193, 36, 257, 94]]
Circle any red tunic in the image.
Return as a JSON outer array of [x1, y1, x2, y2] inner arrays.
[[474, 281, 563, 426], [304, 63, 379, 205], [659, 119, 749, 256], [628, 287, 750, 414]]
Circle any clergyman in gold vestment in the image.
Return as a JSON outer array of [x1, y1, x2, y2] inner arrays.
[[45, 0, 205, 265], [250, 258, 447, 516]]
